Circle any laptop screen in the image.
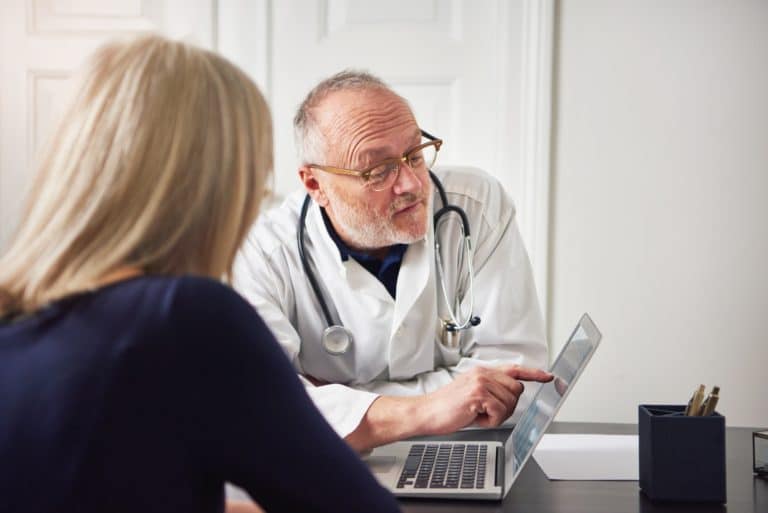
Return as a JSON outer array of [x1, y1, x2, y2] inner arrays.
[[503, 313, 602, 495]]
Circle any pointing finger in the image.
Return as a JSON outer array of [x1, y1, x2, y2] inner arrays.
[[502, 365, 553, 383]]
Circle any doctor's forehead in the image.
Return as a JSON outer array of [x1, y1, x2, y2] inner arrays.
[[353, 127, 422, 161], [315, 89, 419, 158]]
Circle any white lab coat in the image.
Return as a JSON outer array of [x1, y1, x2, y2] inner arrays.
[[233, 167, 548, 438]]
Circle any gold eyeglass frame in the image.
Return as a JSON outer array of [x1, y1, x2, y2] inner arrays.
[[308, 130, 443, 190]]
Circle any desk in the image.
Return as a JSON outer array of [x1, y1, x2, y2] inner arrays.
[[399, 422, 767, 513]]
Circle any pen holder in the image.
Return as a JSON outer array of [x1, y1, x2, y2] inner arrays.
[[638, 404, 726, 503]]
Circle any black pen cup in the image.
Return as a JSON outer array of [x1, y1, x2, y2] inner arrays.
[[638, 404, 726, 503]]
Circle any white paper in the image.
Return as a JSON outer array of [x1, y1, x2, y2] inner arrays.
[[532, 434, 639, 480]]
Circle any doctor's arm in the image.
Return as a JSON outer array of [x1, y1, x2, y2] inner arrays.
[[226, 501, 264, 513], [345, 364, 552, 451]]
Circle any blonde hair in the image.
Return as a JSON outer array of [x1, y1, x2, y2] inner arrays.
[[0, 35, 272, 317]]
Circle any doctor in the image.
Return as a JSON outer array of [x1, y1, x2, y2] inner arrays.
[[234, 70, 551, 452]]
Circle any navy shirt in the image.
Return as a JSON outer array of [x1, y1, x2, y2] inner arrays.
[[0, 276, 400, 513], [321, 208, 407, 298]]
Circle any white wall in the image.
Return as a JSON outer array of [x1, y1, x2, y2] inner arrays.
[[549, 0, 768, 427]]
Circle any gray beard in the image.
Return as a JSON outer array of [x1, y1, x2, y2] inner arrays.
[[323, 187, 432, 251]]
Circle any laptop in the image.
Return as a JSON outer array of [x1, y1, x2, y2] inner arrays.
[[367, 313, 602, 500]]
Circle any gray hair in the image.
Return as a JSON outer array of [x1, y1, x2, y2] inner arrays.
[[293, 69, 402, 165]]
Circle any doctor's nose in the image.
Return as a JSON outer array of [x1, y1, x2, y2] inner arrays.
[[392, 161, 423, 196]]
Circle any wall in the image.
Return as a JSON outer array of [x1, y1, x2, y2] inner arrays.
[[549, 0, 768, 427]]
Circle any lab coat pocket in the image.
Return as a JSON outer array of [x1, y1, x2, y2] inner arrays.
[[434, 337, 462, 367]]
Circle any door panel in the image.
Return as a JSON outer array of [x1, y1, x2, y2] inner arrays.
[[0, 0, 215, 247], [263, 0, 522, 199]]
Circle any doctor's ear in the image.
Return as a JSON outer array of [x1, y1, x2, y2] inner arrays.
[[299, 166, 329, 207]]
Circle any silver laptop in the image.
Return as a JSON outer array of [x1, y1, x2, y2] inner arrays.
[[367, 313, 602, 500]]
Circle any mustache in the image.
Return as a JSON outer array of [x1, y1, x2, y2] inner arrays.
[[390, 193, 426, 214]]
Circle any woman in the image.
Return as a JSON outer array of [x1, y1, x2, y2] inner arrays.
[[0, 35, 400, 513]]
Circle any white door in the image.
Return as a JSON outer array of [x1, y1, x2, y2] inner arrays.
[[0, 0, 216, 248], [221, 0, 523, 197]]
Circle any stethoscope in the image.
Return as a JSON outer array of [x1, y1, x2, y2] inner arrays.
[[297, 171, 480, 356]]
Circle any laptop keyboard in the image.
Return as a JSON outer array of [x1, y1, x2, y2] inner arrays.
[[396, 443, 488, 489]]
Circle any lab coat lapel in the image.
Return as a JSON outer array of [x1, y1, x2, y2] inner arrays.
[[307, 200, 346, 277], [387, 218, 437, 379], [391, 238, 430, 330]]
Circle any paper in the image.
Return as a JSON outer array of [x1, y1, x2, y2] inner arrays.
[[532, 434, 639, 480]]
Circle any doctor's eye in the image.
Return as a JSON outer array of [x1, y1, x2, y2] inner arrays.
[[366, 162, 399, 184], [407, 152, 425, 167], [406, 142, 438, 170]]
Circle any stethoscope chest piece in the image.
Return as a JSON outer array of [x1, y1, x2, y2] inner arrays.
[[322, 325, 353, 355], [440, 319, 462, 349], [439, 316, 481, 349]]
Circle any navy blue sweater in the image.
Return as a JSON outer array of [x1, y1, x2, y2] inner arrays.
[[0, 276, 399, 513]]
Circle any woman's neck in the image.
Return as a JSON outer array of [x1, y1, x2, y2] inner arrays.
[[94, 267, 144, 289]]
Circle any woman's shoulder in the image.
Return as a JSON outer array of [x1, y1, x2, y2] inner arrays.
[[120, 274, 254, 320], [92, 275, 261, 337], [90, 275, 271, 365], [152, 274, 241, 301]]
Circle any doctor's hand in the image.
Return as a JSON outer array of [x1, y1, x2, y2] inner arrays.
[[345, 365, 552, 452], [417, 365, 553, 434]]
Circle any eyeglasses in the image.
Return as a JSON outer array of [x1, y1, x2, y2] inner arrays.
[[309, 129, 443, 192]]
